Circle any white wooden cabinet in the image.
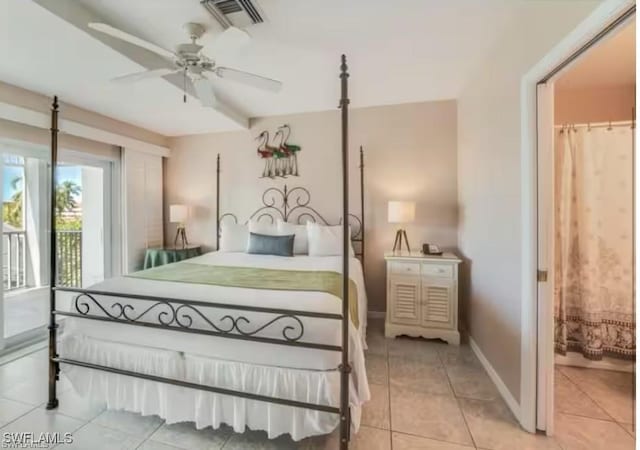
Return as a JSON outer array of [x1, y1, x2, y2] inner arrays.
[[385, 252, 461, 345]]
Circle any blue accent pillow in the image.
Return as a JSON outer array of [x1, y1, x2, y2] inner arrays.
[[247, 232, 295, 257]]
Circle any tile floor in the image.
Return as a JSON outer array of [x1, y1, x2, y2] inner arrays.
[[4, 288, 48, 337], [553, 364, 635, 450], [0, 320, 635, 449]]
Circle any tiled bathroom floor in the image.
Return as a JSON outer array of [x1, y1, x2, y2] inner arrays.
[[0, 321, 635, 449], [553, 364, 635, 449]]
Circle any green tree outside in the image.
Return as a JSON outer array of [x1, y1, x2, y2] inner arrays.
[[2, 177, 82, 229], [2, 176, 23, 228]]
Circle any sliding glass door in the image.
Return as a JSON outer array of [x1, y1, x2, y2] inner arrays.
[[0, 145, 116, 351], [56, 152, 114, 288], [1, 147, 49, 347]]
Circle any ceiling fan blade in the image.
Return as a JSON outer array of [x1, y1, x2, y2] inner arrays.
[[88, 22, 176, 61], [192, 76, 217, 107], [112, 68, 178, 83], [214, 67, 282, 93]]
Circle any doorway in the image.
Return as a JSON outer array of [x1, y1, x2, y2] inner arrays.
[[535, 10, 635, 444]]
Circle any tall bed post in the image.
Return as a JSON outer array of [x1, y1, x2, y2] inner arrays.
[[216, 153, 221, 250], [339, 54, 351, 449], [46, 96, 59, 410]]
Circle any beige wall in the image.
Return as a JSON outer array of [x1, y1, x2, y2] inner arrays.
[[555, 85, 635, 124], [457, 2, 599, 402], [166, 100, 458, 313]]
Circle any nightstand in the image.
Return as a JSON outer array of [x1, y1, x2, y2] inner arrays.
[[384, 251, 462, 345], [143, 245, 202, 269]]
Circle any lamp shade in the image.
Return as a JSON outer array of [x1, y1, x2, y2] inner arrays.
[[388, 201, 415, 224], [170, 204, 188, 223]]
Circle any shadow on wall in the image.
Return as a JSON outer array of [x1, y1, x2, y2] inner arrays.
[[458, 256, 472, 332]]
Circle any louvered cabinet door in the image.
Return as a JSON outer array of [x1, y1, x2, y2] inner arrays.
[[389, 277, 421, 325], [421, 280, 454, 328]]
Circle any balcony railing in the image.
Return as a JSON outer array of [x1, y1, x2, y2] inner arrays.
[[56, 230, 82, 288], [2, 229, 82, 291], [2, 231, 26, 291]]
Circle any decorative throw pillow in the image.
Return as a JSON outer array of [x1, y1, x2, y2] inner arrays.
[[248, 219, 279, 236], [277, 219, 308, 254], [306, 222, 355, 257], [219, 222, 249, 252], [247, 232, 295, 257]]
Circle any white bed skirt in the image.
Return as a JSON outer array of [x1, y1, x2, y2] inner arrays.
[[60, 335, 363, 441]]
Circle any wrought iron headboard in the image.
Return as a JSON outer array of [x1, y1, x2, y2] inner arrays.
[[215, 147, 365, 266]]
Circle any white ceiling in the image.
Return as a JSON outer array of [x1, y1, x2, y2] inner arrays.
[[1, 0, 529, 136], [556, 19, 636, 90]]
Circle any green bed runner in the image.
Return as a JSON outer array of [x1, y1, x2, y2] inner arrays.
[[127, 262, 359, 328]]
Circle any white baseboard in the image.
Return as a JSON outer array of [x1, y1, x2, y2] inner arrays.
[[367, 311, 386, 319], [469, 336, 521, 422]]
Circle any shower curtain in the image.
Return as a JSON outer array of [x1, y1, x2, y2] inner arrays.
[[554, 125, 635, 360]]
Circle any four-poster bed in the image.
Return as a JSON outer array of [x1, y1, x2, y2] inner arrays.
[[46, 56, 363, 448]]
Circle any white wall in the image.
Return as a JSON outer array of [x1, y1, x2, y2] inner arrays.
[[456, 1, 600, 402], [166, 100, 458, 313]]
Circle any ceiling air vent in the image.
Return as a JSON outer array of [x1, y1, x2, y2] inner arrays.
[[201, 0, 265, 29]]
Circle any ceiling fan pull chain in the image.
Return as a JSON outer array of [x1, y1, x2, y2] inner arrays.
[[183, 69, 187, 103]]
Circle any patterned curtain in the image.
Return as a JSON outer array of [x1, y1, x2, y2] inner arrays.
[[554, 125, 634, 360]]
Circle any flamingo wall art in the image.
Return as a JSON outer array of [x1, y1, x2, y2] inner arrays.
[[255, 125, 301, 178]]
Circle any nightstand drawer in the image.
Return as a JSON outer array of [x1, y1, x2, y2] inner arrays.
[[390, 262, 421, 276], [422, 264, 453, 278]]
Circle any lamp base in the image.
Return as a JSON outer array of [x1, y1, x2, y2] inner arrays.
[[173, 226, 189, 248], [392, 229, 411, 253]]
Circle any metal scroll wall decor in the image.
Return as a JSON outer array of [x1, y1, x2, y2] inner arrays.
[[256, 124, 301, 178]]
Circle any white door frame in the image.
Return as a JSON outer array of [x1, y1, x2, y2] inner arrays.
[[519, 0, 636, 433], [60, 149, 121, 281], [535, 81, 556, 435]]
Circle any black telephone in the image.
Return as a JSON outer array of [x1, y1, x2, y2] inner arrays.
[[422, 243, 443, 255]]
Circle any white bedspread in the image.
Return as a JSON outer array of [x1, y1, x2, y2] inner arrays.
[[58, 252, 370, 440]]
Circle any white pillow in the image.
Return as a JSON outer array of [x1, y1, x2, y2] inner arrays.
[[277, 220, 308, 254], [306, 222, 355, 257], [219, 222, 249, 252], [248, 219, 279, 236]]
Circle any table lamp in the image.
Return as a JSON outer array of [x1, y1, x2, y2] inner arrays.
[[388, 200, 415, 252], [170, 204, 189, 248]]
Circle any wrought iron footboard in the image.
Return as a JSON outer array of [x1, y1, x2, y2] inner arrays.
[[54, 287, 342, 352], [52, 286, 345, 415]]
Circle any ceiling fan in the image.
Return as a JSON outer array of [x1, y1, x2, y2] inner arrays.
[[88, 22, 282, 108]]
